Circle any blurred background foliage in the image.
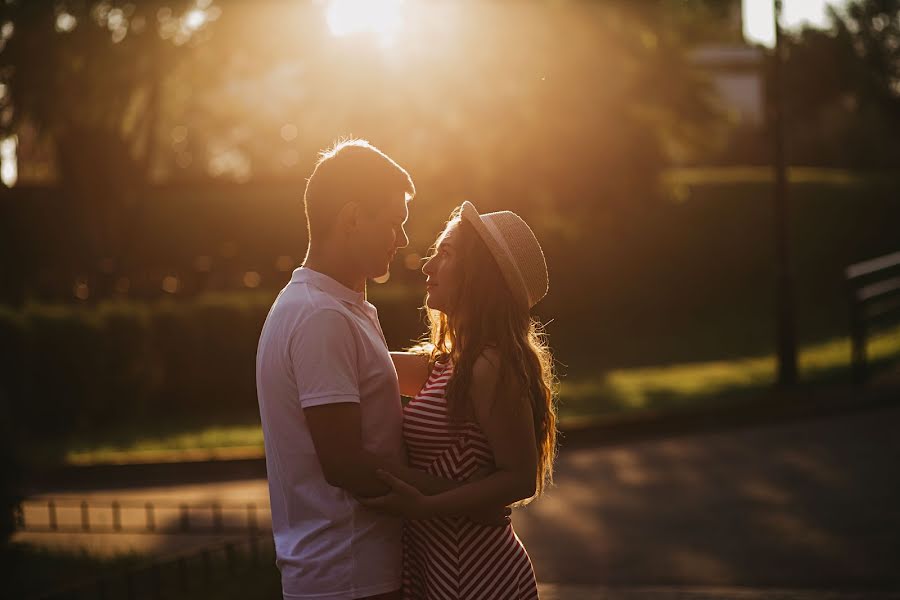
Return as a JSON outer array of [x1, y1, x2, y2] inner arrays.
[[0, 0, 898, 463]]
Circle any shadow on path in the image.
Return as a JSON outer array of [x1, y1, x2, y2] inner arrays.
[[515, 402, 900, 590]]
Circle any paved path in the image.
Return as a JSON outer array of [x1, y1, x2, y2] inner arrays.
[[537, 585, 900, 599], [16, 402, 900, 597], [514, 403, 900, 591]]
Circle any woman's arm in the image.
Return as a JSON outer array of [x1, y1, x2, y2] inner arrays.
[[391, 351, 431, 398], [383, 352, 501, 504], [362, 350, 538, 518], [361, 456, 512, 526]]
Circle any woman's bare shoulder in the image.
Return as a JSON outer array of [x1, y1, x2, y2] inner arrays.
[[471, 346, 502, 383]]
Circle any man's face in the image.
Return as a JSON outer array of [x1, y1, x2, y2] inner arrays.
[[354, 193, 410, 281]]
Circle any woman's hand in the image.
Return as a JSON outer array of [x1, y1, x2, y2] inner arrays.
[[357, 470, 435, 519]]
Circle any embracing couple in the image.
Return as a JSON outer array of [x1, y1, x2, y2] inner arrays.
[[256, 139, 557, 600]]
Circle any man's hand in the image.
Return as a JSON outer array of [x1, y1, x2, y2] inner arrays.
[[359, 465, 513, 526], [357, 470, 435, 519]]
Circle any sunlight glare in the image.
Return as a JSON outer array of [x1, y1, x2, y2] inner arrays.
[[1, 135, 17, 187], [326, 0, 404, 46], [743, 0, 843, 47], [184, 9, 207, 31]]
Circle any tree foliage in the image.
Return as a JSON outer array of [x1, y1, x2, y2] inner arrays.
[[777, 0, 900, 166], [0, 1, 216, 293], [0, 1, 725, 302]]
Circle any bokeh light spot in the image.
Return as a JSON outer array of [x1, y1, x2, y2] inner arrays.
[[243, 271, 262, 288], [404, 253, 422, 270], [74, 280, 90, 301], [275, 256, 295, 272], [107, 8, 125, 31], [280, 148, 299, 168], [55, 13, 77, 33], [280, 123, 298, 142], [176, 152, 193, 168], [171, 125, 188, 143], [193, 255, 213, 272], [162, 275, 180, 294]]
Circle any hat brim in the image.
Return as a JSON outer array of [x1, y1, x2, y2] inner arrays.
[[459, 201, 532, 308]]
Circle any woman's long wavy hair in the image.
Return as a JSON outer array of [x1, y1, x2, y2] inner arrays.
[[412, 207, 558, 502]]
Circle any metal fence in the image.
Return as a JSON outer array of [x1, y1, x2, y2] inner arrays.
[[16, 498, 270, 535], [15, 496, 277, 599]]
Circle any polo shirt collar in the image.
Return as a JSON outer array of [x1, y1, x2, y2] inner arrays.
[[290, 267, 366, 305]]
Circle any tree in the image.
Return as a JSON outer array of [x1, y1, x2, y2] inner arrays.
[[776, 0, 900, 166], [841, 0, 900, 114], [0, 1, 726, 305], [0, 1, 220, 299]]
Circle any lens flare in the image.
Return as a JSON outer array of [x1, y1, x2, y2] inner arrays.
[[326, 0, 404, 46]]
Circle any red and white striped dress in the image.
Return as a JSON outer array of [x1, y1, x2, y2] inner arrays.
[[401, 361, 540, 600]]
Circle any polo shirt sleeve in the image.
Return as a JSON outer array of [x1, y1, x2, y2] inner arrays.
[[289, 308, 360, 408]]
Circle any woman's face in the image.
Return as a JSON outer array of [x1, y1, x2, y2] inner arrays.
[[422, 222, 463, 315]]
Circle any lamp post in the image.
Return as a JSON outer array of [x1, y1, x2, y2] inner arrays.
[[772, 0, 797, 385]]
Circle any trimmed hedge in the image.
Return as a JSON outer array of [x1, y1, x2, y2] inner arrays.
[[2, 175, 899, 442], [0, 292, 426, 442]]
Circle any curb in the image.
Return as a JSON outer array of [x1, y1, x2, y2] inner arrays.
[[26, 377, 900, 493], [559, 378, 899, 448]]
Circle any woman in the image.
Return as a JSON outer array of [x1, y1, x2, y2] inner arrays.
[[361, 201, 557, 599]]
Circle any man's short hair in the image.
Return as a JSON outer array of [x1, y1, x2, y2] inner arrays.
[[303, 139, 415, 240]]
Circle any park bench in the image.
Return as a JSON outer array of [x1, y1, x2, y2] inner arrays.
[[846, 250, 900, 383]]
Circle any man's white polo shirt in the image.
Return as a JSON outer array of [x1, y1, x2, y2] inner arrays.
[[256, 267, 405, 599]]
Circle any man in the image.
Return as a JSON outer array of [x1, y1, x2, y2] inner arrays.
[[256, 139, 465, 600]]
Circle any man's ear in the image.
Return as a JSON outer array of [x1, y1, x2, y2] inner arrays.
[[335, 201, 361, 235]]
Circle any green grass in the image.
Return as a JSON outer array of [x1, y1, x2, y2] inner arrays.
[[559, 321, 900, 418], [64, 424, 266, 465], [54, 323, 900, 466]]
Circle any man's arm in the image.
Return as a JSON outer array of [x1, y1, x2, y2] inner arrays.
[[304, 402, 390, 497], [296, 312, 506, 517], [293, 310, 392, 497], [304, 402, 462, 497]]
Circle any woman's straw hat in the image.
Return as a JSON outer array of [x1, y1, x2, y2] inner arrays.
[[460, 200, 549, 309]]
